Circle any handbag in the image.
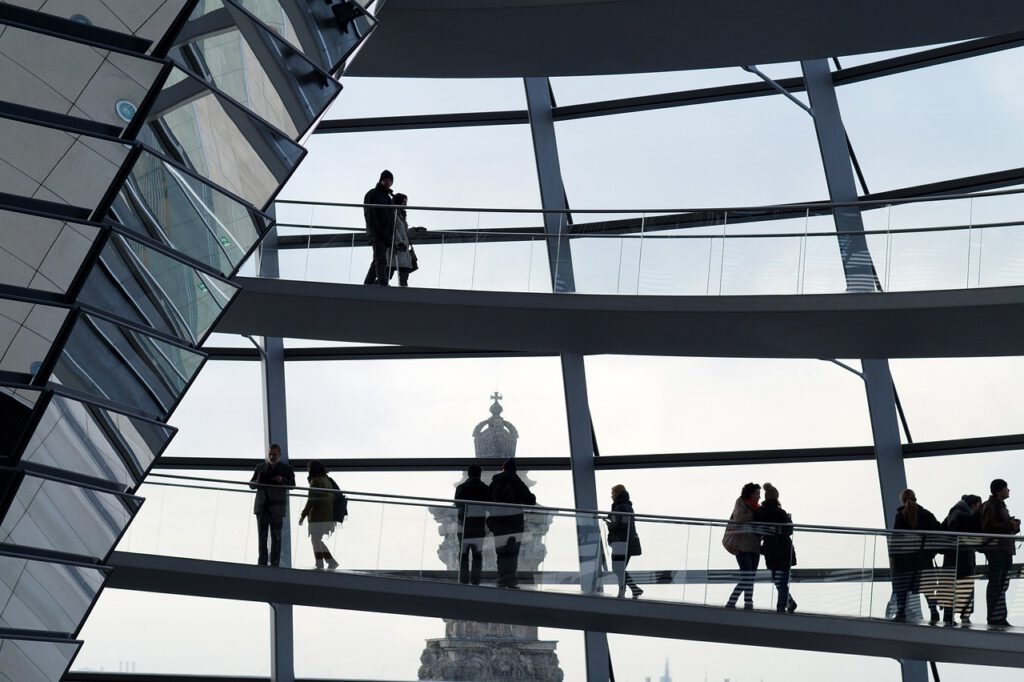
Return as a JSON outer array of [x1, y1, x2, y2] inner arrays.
[[409, 246, 419, 272], [721, 516, 742, 556]]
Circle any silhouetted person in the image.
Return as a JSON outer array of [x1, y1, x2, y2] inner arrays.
[[890, 489, 941, 622], [298, 460, 339, 571], [606, 484, 643, 599], [939, 494, 982, 625], [388, 193, 417, 287], [756, 483, 797, 613], [724, 482, 762, 609], [249, 443, 295, 567], [487, 458, 536, 588], [363, 170, 394, 285], [454, 464, 490, 585], [980, 478, 1019, 626]]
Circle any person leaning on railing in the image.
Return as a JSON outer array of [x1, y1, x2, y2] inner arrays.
[[980, 478, 1020, 627]]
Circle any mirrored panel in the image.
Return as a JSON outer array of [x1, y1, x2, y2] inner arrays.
[[0, 553, 104, 633], [0, 209, 98, 294], [51, 313, 205, 420], [146, 67, 305, 208], [0, 300, 68, 376], [0, 636, 79, 682], [80, 233, 239, 344], [0, 474, 136, 559], [111, 148, 272, 277], [21, 391, 175, 489], [172, 0, 341, 138]]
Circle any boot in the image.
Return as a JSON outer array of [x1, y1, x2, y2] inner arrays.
[[323, 550, 339, 571], [943, 607, 954, 625], [314, 552, 324, 570], [630, 586, 644, 599], [929, 604, 941, 623]]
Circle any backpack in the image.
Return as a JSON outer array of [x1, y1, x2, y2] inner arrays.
[[327, 476, 348, 523]]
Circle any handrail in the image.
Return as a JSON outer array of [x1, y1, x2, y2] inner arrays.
[[274, 185, 1024, 215], [145, 472, 1021, 541]]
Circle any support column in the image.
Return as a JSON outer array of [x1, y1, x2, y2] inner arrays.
[[802, 59, 924, 681], [259, 226, 295, 682]]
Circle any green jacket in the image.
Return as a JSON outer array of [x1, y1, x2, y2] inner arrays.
[[301, 475, 335, 524]]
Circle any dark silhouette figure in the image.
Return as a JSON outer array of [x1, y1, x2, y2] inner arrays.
[[454, 464, 491, 585], [939, 494, 982, 625], [890, 489, 942, 622], [607, 484, 643, 598], [724, 482, 762, 609], [249, 444, 295, 566], [756, 483, 797, 613], [980, 478, 1019, 627], [298, 460, 339, 570], [363, 170, 394, 286], [487, 459, 536, 588]]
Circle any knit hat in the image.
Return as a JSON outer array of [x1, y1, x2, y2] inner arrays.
[[763, 482, 779, 501], [380, 169, 394, 181]]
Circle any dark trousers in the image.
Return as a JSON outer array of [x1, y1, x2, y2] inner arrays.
[[611, 552, 640, 597], [363, 240, 389, 286], [459, 532, 484, 585], [257, 509, 284, 566], [986, 554, 1013, 623], [770, 568, 796, 611], [727, 551, 760, 606], [494, 533, 522, 587]]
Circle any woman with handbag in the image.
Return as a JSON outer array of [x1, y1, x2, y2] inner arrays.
[[387, 193, 418, 287], [606, 484, 643, 598], [724, 482, 762, 609], [298, 460, 339, 570], [890, 489, 941, 622]]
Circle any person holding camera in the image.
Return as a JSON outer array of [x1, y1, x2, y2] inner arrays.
[[980, 478, 1020, 626], [387, 193, 418, 287], [249, 443, 295, 567]]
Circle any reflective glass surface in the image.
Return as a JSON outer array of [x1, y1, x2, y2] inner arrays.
[[0, 387, 38, 456], [81, 233, 239, 344], [21, 392, 175, 489], [0, 474, 135, 559], [0, 210, 98, 294], [172, 0, 341, 138], [0, 636, 79, 682], [0, 300, 68, 375], [51, 313, 204, 420], [0, 553, 104, 632], [147, 67, 304, 208]]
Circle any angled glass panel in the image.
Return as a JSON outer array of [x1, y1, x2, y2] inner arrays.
[[4, 1, 191, 53], [50, 313, 204, 420], [0, 636, 79, 682], [80, 233, 239, 344], [0, 117, 127, 208], [0, 209, 99, 294], [111, 148, 271, 277], [146, 67, 305, 208], [0, 387, 38, 459], [233, 0, 378, 74], [0, 23, 164, 133], [0, 554, 104, 633], [171, 0, 341, 139], [0, 300, 68, 375], [0, 473, 136, 559], [21, 392, 175, 489]]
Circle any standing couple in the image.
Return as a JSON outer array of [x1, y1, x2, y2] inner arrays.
[[363, 169, 418, 287]]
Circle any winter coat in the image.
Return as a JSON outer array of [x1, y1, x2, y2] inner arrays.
[[756, 500, 796, 570], [249, 461, 295, 517], [980, 496, 1018, 556], [301, 474, 335, 525], [727, 498, 762, 555], [363, 183, 394, 243], [487, 470, 536, 536], [607, 491, 642, 558], [941, 499, 981, 576], [387, 212, 414, 271], [455, 476, 491, 538], [890, 504, 941, 573]]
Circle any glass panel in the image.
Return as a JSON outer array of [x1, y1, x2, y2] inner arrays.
[[0, 554, 104, 632], [112, 148, 272, 277], [0, 474, 135, 559], [147, 66, 304, 208], [0, 637, 79, 682], [0, 300, 68, 375], [51, 313, 204, 420], [0, 209, 98, 294], [172, 0, 341, 138], [21, 392, 174, 489], [0, 24, 163, 131], [80, 232, 239, 344], [326, 77, 525, 118], [5, 1, 191, 51], [0, 387, 38, 455], [551, 67, 760, 106]]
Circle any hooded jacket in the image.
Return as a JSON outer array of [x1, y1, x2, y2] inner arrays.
[[756, 499, 796, 570], [363, 183, 394, 243], [607, 490, 642, 557]]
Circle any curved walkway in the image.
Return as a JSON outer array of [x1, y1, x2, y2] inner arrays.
[[216, 277, 1024, 358]]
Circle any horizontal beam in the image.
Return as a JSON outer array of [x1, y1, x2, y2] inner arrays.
[[202, 345, 550, 361]]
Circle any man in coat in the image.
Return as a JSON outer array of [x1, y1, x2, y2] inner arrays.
[[363, 169, 395, 285], [980, 478, 1020, 626], [487, 458, 536, 588], [249, 443, 295, 566], [454, 464, 491, 585]]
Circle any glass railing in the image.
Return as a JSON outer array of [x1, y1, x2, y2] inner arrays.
[[120, 474, 1024, 628], [256, 190, 1024, 295]]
